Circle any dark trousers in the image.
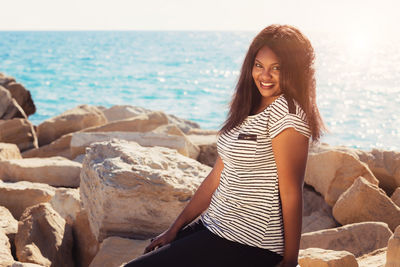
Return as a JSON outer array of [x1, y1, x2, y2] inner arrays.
[[123, 219, 283, 267]]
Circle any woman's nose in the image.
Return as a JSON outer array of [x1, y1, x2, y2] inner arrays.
[[261, 69, 272, 79]]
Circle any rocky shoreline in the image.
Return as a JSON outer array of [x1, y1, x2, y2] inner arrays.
[[0, 72, 399, 267]]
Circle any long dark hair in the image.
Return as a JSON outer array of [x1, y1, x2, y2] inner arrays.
[[219, 24, 325, 141]]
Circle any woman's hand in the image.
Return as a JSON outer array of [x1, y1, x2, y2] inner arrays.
[[144, 228, 178, 254]]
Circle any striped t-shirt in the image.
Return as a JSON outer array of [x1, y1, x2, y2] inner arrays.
[[201, 94, 311, 256]]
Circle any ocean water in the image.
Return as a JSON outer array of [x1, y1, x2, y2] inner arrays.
[[1, 31, 399, 151]]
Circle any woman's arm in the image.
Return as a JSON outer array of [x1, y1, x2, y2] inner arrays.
[[271, 128, 309, 267], [145, 154, 224, 252]]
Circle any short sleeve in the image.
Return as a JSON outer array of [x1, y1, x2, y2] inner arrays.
[[269, 113, 311, 139], [267, 96, 311, 139]]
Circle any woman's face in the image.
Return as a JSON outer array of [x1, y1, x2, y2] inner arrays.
[[252, 46, 282, 106]]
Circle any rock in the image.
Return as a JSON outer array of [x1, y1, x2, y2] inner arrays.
[[89, 237, 148, 267], [357, 149, 400, 196], [100, 105, 150, 122], [0, 156, 81, 187], [386, 225, 400, 267], [187, 129, 219, 135], [153, 124, 200, 159], [333, 177, 400, 231], [0, 118, 38, 151], [81, 111, 168, 133], [15, 203, 74, 267], [101, 105, 200, 134], [305, 148, 378, 206], [166, 113, 200, 134], [11, 262, 46, 267], [302, 185, 338, 233], [391, 187, 400, 207], [0, 180, 55, 220], [357, 247, 386, 267], [0, 228, 14, 267], [300, 221, 393, 257], [24, 111, 172, 160], [4, 82, 36, 116], [70, 131, 199, 159], [72, 209, 100, 267], [22, 134, 73, 159], [0, 72, 16, 86], [80, 140, 211, 242], [0, 205, 18, 244], [187, 133, 218, 167], [0, 142, 22, 160], [310, 143, 400, 196], [0, 85, 27, 120], [37, 104, 107, 146], [303, 185, 332, 216], [298, 248, 358, 267], [302, 211, 338, 234], [50, 188, 81, 224]]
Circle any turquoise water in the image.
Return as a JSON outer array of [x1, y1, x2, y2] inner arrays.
[[1, 31, 399, 151]]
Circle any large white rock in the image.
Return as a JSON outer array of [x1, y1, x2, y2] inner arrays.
[[37, 104, 107, 146], [166, 113, 200, 134], [22, 134, 73, 159], [305, 148, 378, 206], [310, 143, 400, 196], [0, 142, 22, 160], [0, 205, 18, 243], [0, 228, 14, 266], [333, 177, 400, 231], [49, 187, 81, 224], [71, 131, 199, 159], [11, 262, 45, 267], [100, 105, 150, 122], [0, 180, 55, 220], [80, 140, 211, 242], [300, 221, 393, 257], [357, 248, 386, 267], [0, 156, 81, 187], [82, 111, 168, 133], [386, 225, 400, 267], [298, 248, 358, 267], [89, 237, 148, 267], [100, 105, 200, 134], [15, 203, 74, 267]]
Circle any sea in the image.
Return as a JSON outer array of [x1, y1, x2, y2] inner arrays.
[[1, 31, 399, 151]]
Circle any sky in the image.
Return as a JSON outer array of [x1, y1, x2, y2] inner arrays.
[[0, 0, 399, 35]]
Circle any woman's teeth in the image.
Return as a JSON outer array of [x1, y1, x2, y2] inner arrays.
[[261, 82, 274, 87]]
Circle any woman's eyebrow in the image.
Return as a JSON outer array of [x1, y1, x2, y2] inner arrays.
[[254, 58, 279, 65]]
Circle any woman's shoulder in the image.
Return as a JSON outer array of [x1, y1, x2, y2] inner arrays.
[[268, 94, 306, 121], [268, 94, 311, 138]]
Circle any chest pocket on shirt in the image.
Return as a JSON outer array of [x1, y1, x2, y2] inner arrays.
[[231, 133, 258, 165]]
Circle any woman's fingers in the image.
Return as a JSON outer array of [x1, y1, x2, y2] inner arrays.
[[144, 238, 164, 254]]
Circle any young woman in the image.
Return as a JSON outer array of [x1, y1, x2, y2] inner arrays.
[[124, 24, 324, 267]]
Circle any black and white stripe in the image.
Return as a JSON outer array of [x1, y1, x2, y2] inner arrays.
[[201, 94, 311, 256]]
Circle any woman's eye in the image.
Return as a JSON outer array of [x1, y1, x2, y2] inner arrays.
[[272, 66, 280, 71], [255, 63, 262, 68]]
